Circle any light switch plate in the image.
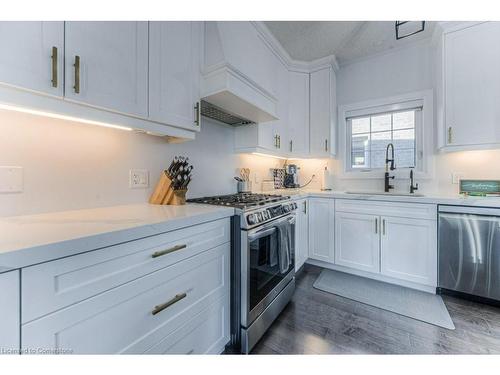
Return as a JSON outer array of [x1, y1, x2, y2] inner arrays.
[[0, 166, 23, 193], [129, 169, 149, 189]]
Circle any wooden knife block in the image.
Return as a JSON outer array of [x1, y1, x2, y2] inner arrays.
[[149, 171, 188, 205]]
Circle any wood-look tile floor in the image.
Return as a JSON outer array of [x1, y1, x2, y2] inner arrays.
[[251, 264, 500, 354]]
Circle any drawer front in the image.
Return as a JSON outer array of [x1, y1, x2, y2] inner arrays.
[[21, 243, 229, 354], [335, 199, 436, 220], [141, 295, 229, 354], [22, 218, 229, 323]]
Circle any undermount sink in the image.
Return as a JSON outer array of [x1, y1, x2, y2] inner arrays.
[[345, 191, 425, 197]]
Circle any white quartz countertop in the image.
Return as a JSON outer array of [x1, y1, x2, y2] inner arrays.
[[269, 189, 500, 208], [0, 203, 234, 269]]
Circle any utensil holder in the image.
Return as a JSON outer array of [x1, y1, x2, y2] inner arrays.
[[237, 180, 252, 193]]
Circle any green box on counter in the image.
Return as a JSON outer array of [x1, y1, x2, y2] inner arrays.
[[459, 179, 500, 196]]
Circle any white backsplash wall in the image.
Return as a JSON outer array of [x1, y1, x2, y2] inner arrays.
[[0, 110, 239, 217]]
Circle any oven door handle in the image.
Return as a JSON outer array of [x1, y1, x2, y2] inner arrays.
[[247, 215, 295, 242], [248, 227, 277, 242]]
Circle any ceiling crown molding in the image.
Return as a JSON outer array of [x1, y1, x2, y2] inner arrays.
[[251, 21, 339, 73]]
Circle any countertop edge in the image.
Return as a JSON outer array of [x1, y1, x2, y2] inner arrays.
[[0, 207, 234, 269]]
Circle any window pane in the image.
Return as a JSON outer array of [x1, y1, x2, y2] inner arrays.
[[395, 148, 415, 168], [348, 107, 418, 171], [352, 151, 370, 168], [371, 114, 391, 132], [371, 150, 387, 169], [370, 131, 392, 151], [351, 133, 370, 168], [393, 111, 415, 130], [351, 117, 370, 134], [393, 128, 415, 150]]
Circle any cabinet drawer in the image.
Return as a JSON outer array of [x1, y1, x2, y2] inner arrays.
[[22, 243, 229, 354], [335, 199, 436, 220], [22, 218, 229, 323], [141, 295, 229, 354]]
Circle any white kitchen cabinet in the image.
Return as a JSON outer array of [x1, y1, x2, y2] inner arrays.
[[295, 198, 309, 271], [308, 198, 335, 263], [334, 212, 380, 273], [309, 66, 336, 157], [0, 270, 20, 353], [149, 22, 202, 131], [380, 216, 437, 286], [64, 21, 149, 117], [288, 71, 310, 156], [443, 22, 500, 149], [0, 22, 64, 97], [334, 199, 437, 289], [22, 243, 230, 354]]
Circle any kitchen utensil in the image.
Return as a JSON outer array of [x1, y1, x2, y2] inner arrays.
[[234, 176, 244, 182]]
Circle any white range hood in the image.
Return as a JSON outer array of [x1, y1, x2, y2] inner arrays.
[[201, 22, 279, 125]]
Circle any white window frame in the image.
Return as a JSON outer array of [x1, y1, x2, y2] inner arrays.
[[338, 90, 434, 180]]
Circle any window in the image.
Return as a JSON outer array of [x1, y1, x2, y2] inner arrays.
[[347, 108, 421, 171]]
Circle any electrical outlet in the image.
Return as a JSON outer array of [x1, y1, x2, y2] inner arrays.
[[452, 172, 464, 185], [129, 169, 149, 189], [0, 166, 23, 193]]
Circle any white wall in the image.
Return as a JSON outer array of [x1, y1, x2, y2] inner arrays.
[[0, 110, 239, 217]]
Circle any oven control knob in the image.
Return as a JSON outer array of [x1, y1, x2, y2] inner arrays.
[[283, 205, 289, 213], [247, 214, 256, 225], [293, 202, 297, 210]]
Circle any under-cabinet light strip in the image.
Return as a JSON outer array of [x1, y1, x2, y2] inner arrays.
[[0, 103, 133, 131]]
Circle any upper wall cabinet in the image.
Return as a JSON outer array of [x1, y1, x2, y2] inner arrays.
[[288, 71, 310, 156], [64, 22, 149, 118], [0, 22, 64, 97], [439, 22, 500, 151], [149, 22, 202, 131], [310, 66, 336, 157]]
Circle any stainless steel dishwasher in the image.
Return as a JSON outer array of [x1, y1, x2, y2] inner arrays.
[[438, 205, 500, 303]]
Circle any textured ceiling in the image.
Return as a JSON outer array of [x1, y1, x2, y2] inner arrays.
[[264, 21, 435, 65]]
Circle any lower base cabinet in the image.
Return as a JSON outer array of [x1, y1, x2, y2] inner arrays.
[[21, 237, 230, 354], [308, 198, 335, 263], [0, 270, 20, 353], [295, 198, 309, 271], [380, 216, 437, 286], [335, 212, 380, 273], [334, 199, 437, 289]]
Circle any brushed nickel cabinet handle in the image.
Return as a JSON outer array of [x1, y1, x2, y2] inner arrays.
[[303, 200, 307, 214], [51, 46, 58, 88], [274, 135, 278, 148], [290, 140, 293, 152], [278, 135, 281, 149], [382, 219, 386, 236], [375, 218, 378, 234], [152, 244, 187, 258], [152, 293, 187, 315], [448, 126, 453, 144], [73, 55, 80, 94], [194, 102, 200, 126], [325, 139, 328, 152]]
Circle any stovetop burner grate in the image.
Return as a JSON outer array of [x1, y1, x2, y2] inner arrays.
[[187, 193, 289, 209]]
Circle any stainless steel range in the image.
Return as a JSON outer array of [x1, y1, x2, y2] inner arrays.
[[188, 193, 297, 353]]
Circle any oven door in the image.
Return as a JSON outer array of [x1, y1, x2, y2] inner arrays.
[[241, 214, 295, 327]]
